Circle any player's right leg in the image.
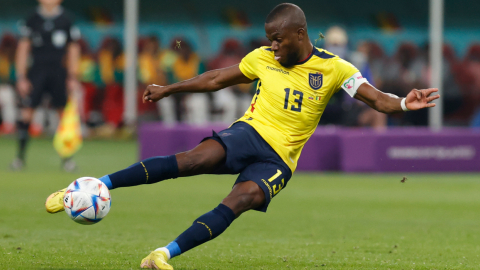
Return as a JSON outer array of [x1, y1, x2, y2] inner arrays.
[[141, 122, 293, 269], [141, 159, 292, 269], [45, 139, 226, 213]]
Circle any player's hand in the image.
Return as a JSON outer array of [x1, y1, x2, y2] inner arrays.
[[16, 78, 32, 97], [66, 77, 80, 93], [143, 84, 171, 103], [405, 88, 440, 111]]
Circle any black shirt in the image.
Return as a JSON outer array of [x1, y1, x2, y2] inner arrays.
[[20, 7, 80, 67]]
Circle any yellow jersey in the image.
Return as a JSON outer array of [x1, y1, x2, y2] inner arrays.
[[238, 46, 367, 172]]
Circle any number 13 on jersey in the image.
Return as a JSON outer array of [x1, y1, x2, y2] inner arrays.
[[284, 88, 303, 112]]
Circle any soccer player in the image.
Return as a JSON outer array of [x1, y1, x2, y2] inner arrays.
[[12, 0, 80, 171], [45, 3, 439, 269]]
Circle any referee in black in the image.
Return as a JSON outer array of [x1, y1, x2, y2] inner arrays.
[[12, 0, 80, 171]]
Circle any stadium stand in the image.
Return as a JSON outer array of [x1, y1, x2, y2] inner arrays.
[[1, 0, 480, 137]]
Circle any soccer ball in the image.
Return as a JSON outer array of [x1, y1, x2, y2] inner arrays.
[[63, 177, 111, 225]]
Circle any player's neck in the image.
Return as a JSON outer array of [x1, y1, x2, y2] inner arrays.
[[39, 5, 62, 18], [297, 43, 314, 63]]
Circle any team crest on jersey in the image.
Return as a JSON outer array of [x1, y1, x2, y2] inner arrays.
[[52, 30, 67, 48], [309, 73, 323, 90]]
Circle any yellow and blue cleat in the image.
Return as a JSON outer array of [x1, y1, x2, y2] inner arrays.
[[45, 188, 66, 213], [140, 250, 173, 270]]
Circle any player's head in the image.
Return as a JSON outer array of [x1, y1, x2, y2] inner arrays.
[[38, 0, 63, 7], [265, 3, 309, 67]]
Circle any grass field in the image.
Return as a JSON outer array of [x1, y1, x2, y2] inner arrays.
[[1, 137, 480, 269]]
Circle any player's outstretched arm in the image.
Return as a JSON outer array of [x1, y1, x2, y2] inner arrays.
[[143, 64, 253, 103], [354, 83, 440, 114]]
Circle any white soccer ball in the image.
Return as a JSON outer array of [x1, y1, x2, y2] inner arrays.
[[63, 177, 111, 225]]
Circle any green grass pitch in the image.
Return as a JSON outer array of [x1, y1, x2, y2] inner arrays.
[[1, 137, 480, 269]]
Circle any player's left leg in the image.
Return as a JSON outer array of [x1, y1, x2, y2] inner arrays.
[[140, 181, 265, 269]]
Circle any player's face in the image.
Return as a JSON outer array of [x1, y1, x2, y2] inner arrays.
[[38, 0, 63, 6], [265, 21, 301, 67]]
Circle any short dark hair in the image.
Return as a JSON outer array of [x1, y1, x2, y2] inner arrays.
[[266, 3, 294, 23], [265, 3, 307, 30]]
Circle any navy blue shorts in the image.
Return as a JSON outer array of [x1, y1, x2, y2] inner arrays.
[[202, 121, 292, 212]]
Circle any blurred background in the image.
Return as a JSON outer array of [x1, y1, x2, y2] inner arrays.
[[0, 0, 479, 172]]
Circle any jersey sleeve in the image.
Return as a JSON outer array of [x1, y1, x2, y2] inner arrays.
[[19, 17, 34, 39], [68, 25, 81, 42], [335, 58, 368, 97], [239, 48, 262, 80]]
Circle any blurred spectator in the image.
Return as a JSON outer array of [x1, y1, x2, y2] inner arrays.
[[348, 42, 386, 129], [320, 27, 387, 129], [96, 37, 124, 136], [0, 33, 17, 135], [160, 38, 207, 125], [138, 36, 166, 86], [77, 38, 99, 132], [394, 43, 464, 126], [222, 8, 251, 29], [416, 44, 463, 122], [365, 41, 387, 89], [158, 40, 178, 73], [380, 43, 426, 126], [152, 37, 178, 125], [324, 26, 349, 59], [208, 39, 249, 124], [87, 6, 114, 26], [383, 43, 423, 97], [137, 35, 166, 120], [319, 26, 348, 125], [460, 44, 480, 126], [12, 0, 80, 170]]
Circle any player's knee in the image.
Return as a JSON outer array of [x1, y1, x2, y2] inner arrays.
[[223, 181, 265, 215], [179, 151, 210, 174]]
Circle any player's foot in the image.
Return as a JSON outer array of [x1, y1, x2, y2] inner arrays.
[[45, 188, 66, 213], [10, 158, 25, 171], [140, 250, 173, 270]]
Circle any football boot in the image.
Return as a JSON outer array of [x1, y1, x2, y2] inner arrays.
[[140, 250, 173, 270], [45, 188, 66, 213]]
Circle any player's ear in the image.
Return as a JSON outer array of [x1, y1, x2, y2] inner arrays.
[[297, 28, 305, 41]]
